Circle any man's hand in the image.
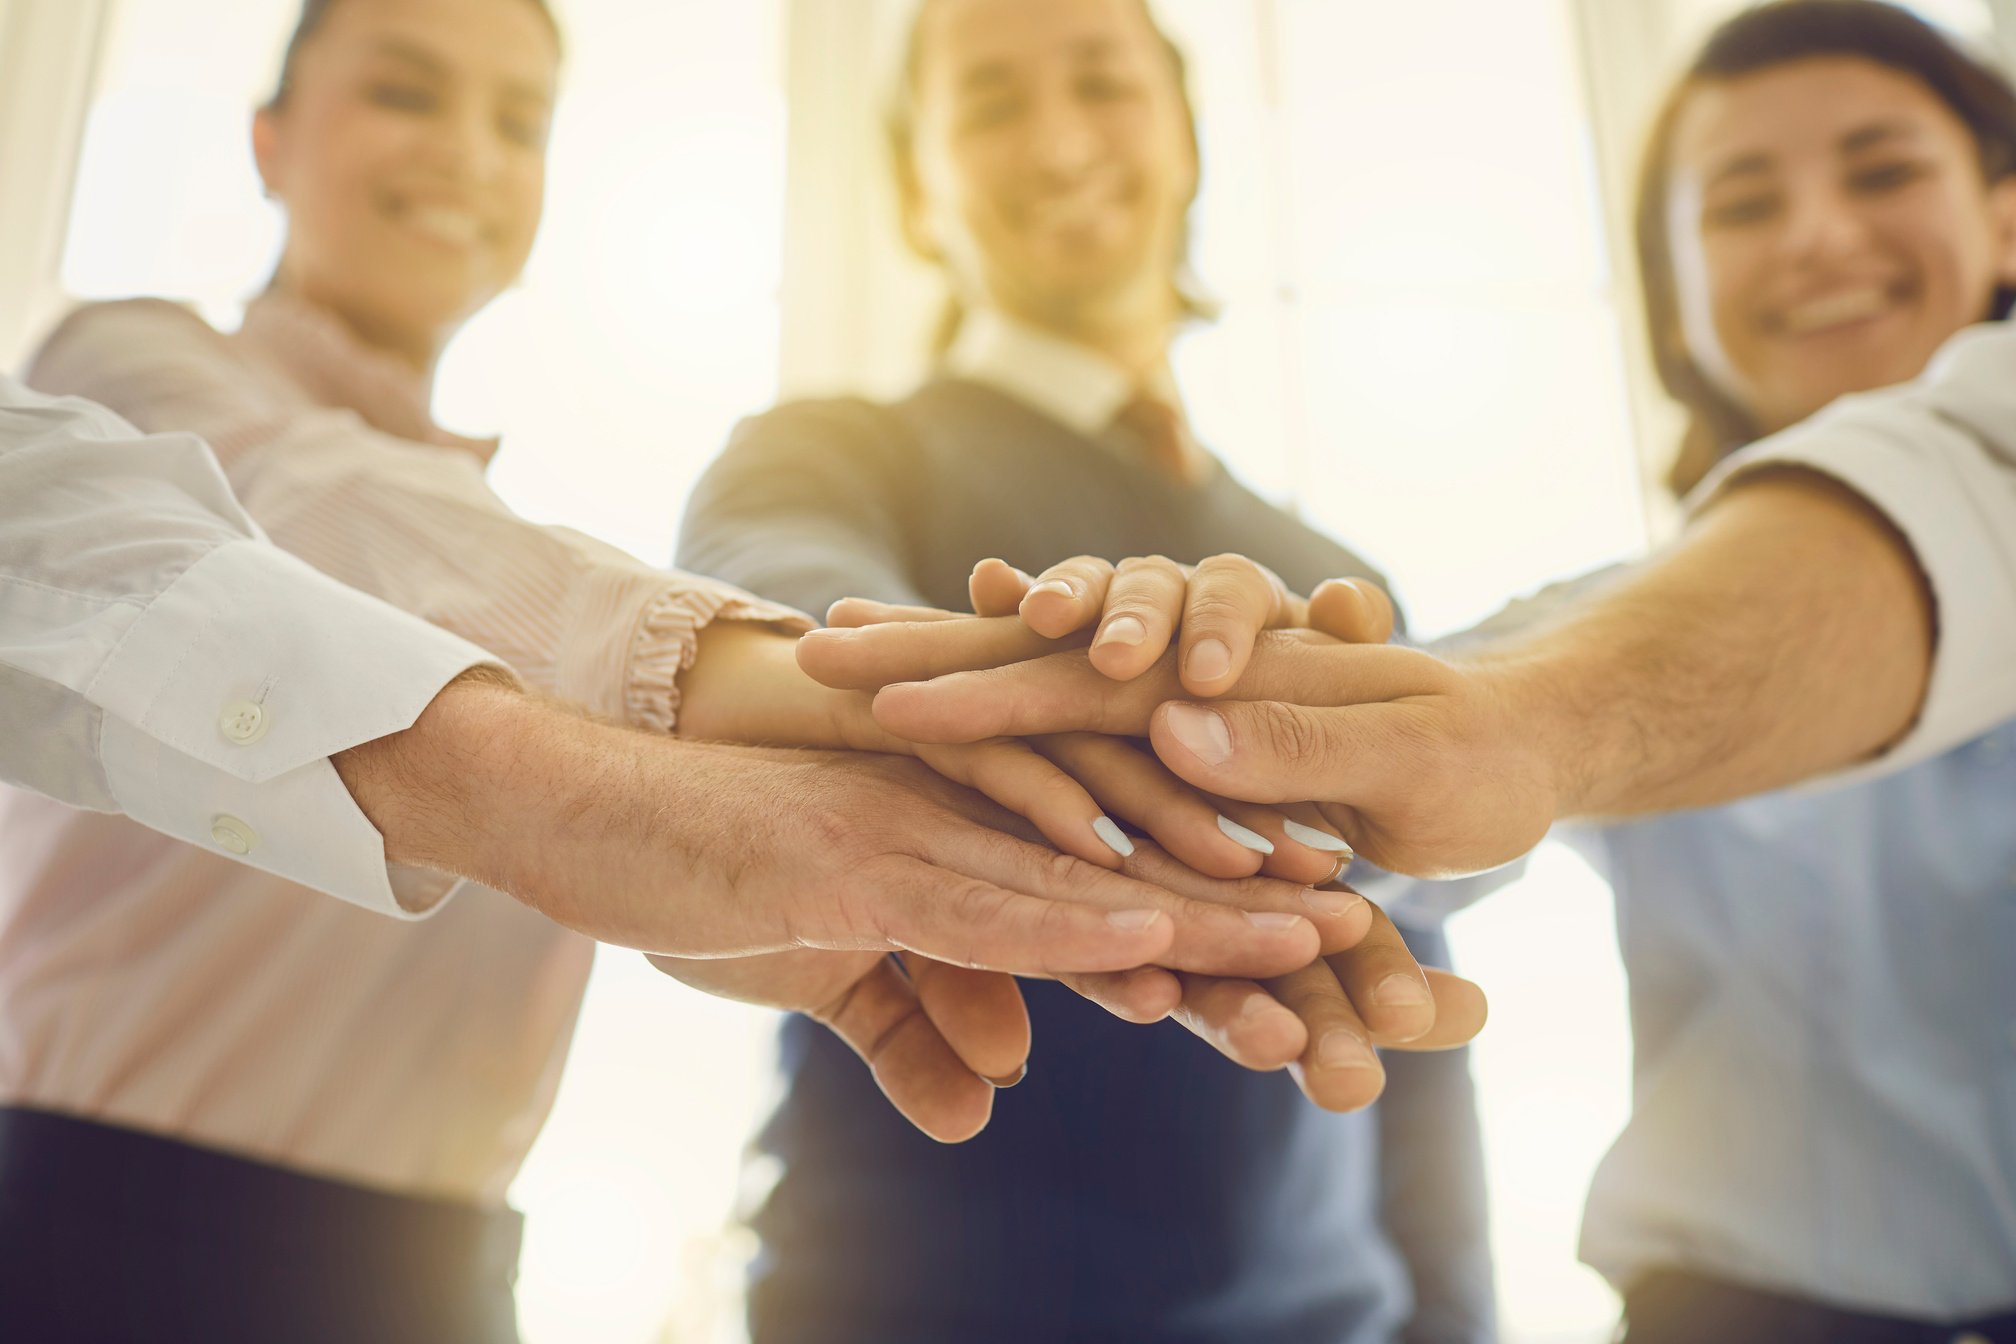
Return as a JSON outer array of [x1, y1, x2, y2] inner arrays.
[[801, 631, 1555, 879]]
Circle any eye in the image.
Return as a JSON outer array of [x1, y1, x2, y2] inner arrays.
[[1848, 159, 1930, 195], [960, 95, 1024, 132], [1703, 192, 1780, 229], [498, 110, 549, 149], [1077, 71, 1137, 102], [367, 81, 438, 113]]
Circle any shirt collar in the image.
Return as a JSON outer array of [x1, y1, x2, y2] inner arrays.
[[944, 307, 1188, 439], [237, 292, 500, 466]]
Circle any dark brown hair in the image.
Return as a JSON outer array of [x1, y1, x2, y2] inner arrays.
[[887, 0, 1214, 354], [1636, 0, 2016, 497], [267, 0, 564, 108]]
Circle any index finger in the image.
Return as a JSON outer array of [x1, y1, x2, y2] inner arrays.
[[797, 615, 1083, 691]]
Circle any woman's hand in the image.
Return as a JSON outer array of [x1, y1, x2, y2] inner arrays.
[[968, 554, 1397, 693], [810, 596, 1361, 885]]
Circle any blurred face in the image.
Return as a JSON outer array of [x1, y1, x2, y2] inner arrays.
[[906, 0, 1198, 344], [253, 0, 558, 368], [1666, 56, 2016, 435]]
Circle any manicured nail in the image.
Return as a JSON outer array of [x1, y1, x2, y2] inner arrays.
[[1317, 1029, 1379, 1071], [1186, 637, 1233, 683], [1302, 889, 1363, 919], [987, 1063, 1029, 1088], [1282, 820, 1353, 855], [1029, 580, 1074, 600], [1217, 814, 1275, 854], [1165, 704, 1234, 765], [1244, 911, 1303, 930], [1096, 615, 1148, 648], [1091, 816, 1135, 858], [1108, 909, 1163, 931], [1372, 974, 1433, 1008]]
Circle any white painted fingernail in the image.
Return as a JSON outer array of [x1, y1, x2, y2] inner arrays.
[[1092, 816, 1135, 857], [1218, 814, 1275, 854], [1187, 637, 1233, 683], [1029, 580, 1074, 599], [1244, 911, 1303, 930], [1282, 820, 1353, 855], [1097, 615, 1148, 648], [1108, 909, 1163, 931], [1317, 1030, 1378, 1071], [1164, 703, 1234, 765]]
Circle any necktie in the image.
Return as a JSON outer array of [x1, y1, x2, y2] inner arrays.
[[1114, 392, 1194, 481]]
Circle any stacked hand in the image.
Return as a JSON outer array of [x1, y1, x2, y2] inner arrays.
[[781, 554, 1520, 1114]]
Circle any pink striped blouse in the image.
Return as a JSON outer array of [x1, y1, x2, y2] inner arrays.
[[3, 293, 805, 1204]]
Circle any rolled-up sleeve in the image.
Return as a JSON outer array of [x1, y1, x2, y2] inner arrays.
[[0, 378, 498, 915], [1691, 322, 2016, 775]]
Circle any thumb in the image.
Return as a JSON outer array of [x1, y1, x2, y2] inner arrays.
[[1149, 699, 1373, 807]]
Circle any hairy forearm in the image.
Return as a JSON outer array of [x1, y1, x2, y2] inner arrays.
[[1468, 470, 1934, 819]]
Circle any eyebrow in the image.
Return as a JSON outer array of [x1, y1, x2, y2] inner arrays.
[[953, 35, 1133, 94], [1841, 119, 1924, 154], [370, 37, 553, 106]]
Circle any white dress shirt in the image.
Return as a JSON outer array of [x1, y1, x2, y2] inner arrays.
[[0, 376, 493, 915], [4, 297, 806, 1205], [1694, 320, 2016, 776]]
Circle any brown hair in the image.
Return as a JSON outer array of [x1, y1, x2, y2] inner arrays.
[[1636, 0, 2016, 497], [266, 0, 565, 108], [887, 0, 1214, 354]]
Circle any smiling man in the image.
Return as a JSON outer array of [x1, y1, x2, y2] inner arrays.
[[678, 1, 1495, 1342]]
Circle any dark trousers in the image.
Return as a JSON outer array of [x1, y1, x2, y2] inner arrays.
[[1621, 1269, 2016, 1344], [0, 1107, 523, 1344]]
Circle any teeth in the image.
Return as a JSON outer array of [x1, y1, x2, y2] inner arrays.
[[1780, 287, 1892, 335], [403, 206, 482, 247]]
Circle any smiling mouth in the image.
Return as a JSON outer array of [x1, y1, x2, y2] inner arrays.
[[386, 198, 493, 252], [1774, 285, 1904, 337]]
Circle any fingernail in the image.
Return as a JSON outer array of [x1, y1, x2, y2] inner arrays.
[[1217, 814, 1275, 854], [1096, 615, 1148, 648], [1372, 974, 1433, 1008], [1029, 580, 1074, 599], [1302, 889, 1363, 919], [1186, 637, 1233, 683], [1109, 909, 1163, 931], [1239, 993, 1275, 1021], [987, 1063, 1029, 1088], [1317, 1029, 1379, 1070], [1165, 704, 1234, 766], [1244, 911, 1303, 930], [1091, 816, 1135, 858], [1282, 820, 1353, 855]]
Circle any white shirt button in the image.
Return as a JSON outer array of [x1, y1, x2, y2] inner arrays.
[[219, 700, 269, 745], [210, 815, 258, 856]]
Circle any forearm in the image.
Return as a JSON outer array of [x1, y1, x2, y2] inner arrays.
[[1474, 470, 1933, 818]]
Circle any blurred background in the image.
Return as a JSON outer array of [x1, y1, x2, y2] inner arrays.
[[1, 0, 2009, 1340]]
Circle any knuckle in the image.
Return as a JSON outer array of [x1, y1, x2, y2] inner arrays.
[[1118, 554, 1186, 584], [1261, 703, 1329, 769]]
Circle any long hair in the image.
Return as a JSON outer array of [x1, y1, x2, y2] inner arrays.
[[886, 0, 1214, 355], [1634, 0, 2016, 496]]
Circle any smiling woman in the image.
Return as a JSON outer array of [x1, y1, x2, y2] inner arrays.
[[253, 0, 561, 370]]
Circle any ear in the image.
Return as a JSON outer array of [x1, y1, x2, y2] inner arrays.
[[1990, 174, 2016, 285], [251, 104, 285, 200]]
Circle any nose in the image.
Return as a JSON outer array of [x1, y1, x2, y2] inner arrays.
[[1776, 178, 1873, 267], [1024, 86, 1103, 182], [415, 98, 509, 187]]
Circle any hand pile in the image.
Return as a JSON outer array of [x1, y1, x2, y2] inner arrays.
[[650, 552, 1555, 1141]]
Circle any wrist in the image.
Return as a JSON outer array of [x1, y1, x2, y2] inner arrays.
[[1454, 650, 1594, 821]]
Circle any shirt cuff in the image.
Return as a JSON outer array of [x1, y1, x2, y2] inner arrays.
[[566, 567, 813, 734], [89, 539, 505, 915], [1691, 403, 2016, 781]]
